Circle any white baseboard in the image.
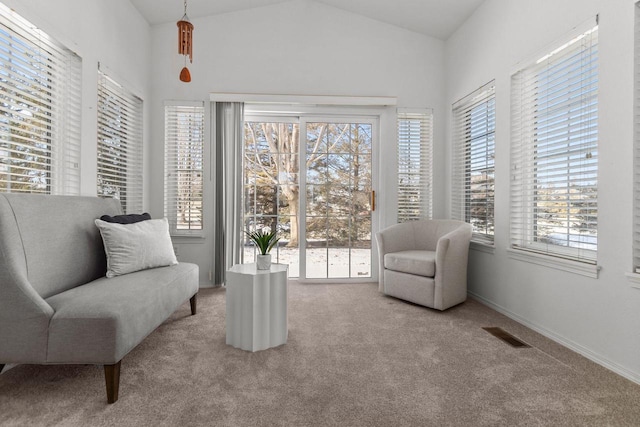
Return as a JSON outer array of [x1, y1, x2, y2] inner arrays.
[[468, 291, 640, 386]]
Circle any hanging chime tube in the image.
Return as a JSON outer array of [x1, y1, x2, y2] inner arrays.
[[177, 19, 193, 63], [177, 0, 193, 82]]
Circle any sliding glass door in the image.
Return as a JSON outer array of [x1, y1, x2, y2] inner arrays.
[[301, 120, 373, 279], [243, 115, 377, 281], [243, 118, 301, 276]]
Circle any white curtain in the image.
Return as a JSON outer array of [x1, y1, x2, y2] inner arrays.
[[213, 102, 244, 285]]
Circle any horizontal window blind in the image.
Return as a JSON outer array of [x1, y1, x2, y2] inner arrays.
[[397, 109, 433, 222], [0, 3, 81, 195], [164, 102, 205, 235], [511, 22, 598, 263], [452, 82, 495, 244], [97, 70, 143, 214], [635, 3, 640, 273]]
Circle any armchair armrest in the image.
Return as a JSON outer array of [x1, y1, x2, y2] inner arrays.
[[433, 224, 472, 310], [375, 222, 417, 292]]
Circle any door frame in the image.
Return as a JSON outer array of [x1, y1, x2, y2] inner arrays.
[[243, 105, 382, 283], [298, 115, 379, 283]]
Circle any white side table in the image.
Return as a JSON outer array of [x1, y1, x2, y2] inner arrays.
[[225, 263, 288, 352]]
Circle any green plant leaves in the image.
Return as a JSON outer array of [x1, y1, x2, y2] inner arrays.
[[245, 229, 280, 255]]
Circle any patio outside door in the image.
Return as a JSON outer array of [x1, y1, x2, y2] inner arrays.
[[243, 116, 377, 280], [300, 119, 374, 279]]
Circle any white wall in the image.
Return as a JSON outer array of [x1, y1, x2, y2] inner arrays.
[[2, 0, 151, 203], [445, 0, 640, 382], [148, 0, 446, 285]]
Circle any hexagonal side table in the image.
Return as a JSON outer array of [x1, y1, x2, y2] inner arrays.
[[225, 263, 288, 352]]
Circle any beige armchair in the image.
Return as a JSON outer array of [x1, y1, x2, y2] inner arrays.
[[375, 219, 472, 311]]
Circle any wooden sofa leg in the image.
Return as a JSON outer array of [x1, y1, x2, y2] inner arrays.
[[190, 293, 197, 315], [104, 361, 121, 404]]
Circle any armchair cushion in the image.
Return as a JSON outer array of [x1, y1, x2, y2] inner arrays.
[[384, 250, 436, 277]]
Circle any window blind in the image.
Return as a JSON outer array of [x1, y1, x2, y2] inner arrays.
[[0, 3, 81, 195], [397, 109, 433, 222], [97, 70, 143, 214], [634, 3, 640, 273], [164, 102, 205, 235], [451, 82, 495, 244], [510, 22, 598, 263]]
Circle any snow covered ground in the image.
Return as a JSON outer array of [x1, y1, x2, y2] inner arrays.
[[243, 246, 371, 279]]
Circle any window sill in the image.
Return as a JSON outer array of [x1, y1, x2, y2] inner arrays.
[[507, 248, 600, 279], [171, 235, 205, 243], [470, 241, 495, 254], [625, 272, 640, 289]]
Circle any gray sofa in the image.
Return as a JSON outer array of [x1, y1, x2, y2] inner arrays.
[[0, 194, 199, 403], [376, 219, 472, 311]]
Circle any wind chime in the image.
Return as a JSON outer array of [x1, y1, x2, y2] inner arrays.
[[177, 0, 193, 82]]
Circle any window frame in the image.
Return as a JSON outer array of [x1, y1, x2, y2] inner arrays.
[[96, 69, 143, 214], [397, 108, 433, 222], [451, 81, 496, 245], [0, 3, 81, 195], [164, 101, 205, 237], [509, 20, 599, 273], [632, 3, 640, 282]]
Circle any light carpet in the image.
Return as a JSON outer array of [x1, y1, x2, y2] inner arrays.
[[1, 281, 640, 426]]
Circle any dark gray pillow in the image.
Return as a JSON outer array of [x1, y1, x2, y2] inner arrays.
[[100, 212, 151, 224]]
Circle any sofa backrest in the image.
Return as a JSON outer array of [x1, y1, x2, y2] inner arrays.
[[0, 194, 122, 299]]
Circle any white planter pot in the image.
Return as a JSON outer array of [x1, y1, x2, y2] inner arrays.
[[256, 254, 272, 270]]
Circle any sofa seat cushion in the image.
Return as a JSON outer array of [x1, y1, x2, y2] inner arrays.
[[384, 250, 436, 277], [45, 262, 199, 364]]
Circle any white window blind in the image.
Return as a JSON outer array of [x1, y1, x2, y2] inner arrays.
[[397, 109, 433, 222], [634, 3, 640, 273], [0, 3, 81, 195], [164, 102, 205, 235], [452, 82, 495, 244], [510, 22, 598, 263], [97, 69, 143, 214]]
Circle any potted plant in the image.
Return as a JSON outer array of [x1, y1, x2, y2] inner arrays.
[[245, 228, 280, 270]]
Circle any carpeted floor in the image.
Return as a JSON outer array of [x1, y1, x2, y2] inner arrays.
[[2, 281, 640, 426]]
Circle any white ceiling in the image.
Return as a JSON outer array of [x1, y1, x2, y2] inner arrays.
[[130, 0, 485, 40]]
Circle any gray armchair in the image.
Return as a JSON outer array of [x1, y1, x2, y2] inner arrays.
[[375, 219, 472, 310]]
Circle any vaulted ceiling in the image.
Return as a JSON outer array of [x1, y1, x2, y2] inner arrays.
[[130, 0, 484, 40]]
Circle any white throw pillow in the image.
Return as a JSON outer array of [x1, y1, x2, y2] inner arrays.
[[95, 218, 178, 278]]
